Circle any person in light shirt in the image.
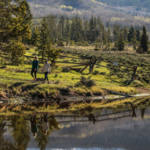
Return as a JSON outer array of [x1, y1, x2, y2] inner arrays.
[[41, 59, 50, 84], [42, 113, 49, 135]]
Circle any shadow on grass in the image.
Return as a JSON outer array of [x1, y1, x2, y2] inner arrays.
[[9, 82, 25, 89], [22, 84, 39, 91]]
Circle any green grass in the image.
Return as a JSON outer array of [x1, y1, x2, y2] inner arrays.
[[2, 46, 150, 100]]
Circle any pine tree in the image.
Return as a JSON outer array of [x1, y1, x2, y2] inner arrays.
[[0, 0, 32, 64], [37, 18, 50, 62], [128, 25, 134, 43], [108, 27, 111, 44], [70, 17, 75, 41], [136, 28, 141, 42], [31, 26, 40, 46], [46, 46, 61, 65], [47, 15, 57, 42], [118, 31, 124, 51], [65, 17, 71, 45], [113, 25, 120, 48], [140, 26, 149, 52], [124, 26, 128, 42], [84, 20, 89, 41], [133, 30, 137, 50]]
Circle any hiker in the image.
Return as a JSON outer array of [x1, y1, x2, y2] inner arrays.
[[30, 113, 38, 138], [42, 113, 49, 135], [31, 56, 39, 81], [42, 59, 50, 84]]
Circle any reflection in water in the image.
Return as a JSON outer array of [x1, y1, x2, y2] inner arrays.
[[0, 108, 150, 150], [141, 108, 145, 119]]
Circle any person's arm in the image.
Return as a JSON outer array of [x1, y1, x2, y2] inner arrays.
[[37, 61, 39, 69], [41, 64, 44, 72]]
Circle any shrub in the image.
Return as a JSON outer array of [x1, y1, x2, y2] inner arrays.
[[55, 74, 58, 78], [62, 67, 70, 72], [93, 70, 99, 75], [99, 72, 106, 75], [26, 47, 30, 50], [70, 41, 74, 46], [94, 44, 100, 51], [57, 40, 64, 46], [75, 76, 96, 88]]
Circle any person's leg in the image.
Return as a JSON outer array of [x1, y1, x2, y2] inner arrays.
[[31, 69, 34, 78], [44, 72, 47, 81], [44, 113, 47, 122], [46, 72, 49, 81], [44, 72, 48, 81], [34, 70, 37, 80], [33, 114, 36, 124]]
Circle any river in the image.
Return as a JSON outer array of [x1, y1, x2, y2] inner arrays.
[[0, 107, 150, 150]]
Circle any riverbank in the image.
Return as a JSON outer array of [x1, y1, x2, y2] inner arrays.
[[0, 96, 150, 116], [1, 47, 150, 114]]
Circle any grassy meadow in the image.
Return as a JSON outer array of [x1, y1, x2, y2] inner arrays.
[[1, 45, 150, 114], [0, 46, 142, 100]]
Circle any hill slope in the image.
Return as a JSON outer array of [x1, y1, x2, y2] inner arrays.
[[28, 0, 150, 30]]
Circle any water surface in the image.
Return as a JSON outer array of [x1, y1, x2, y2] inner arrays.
[[0, 108, 150, 150]]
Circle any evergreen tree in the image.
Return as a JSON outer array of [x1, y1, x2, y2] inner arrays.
[[136, 28, 141, 42], [89, 16, 95, 41], [0, 0, 32, 64], [97, 16, 101, 26], [108, 27, 111, 44], [128, 25, 134, 43], [37, 18, 50, 62], [113, 25, 120, 47], [47, 15, 57, 42], [70, 17, 75, 41], [133, 30, 137, 50], [46, 47, 61, 65], [57, 18, 63, 40], [65, 17, 71, 45], [124, 26, 128, 42], [140, 26, 149, 52], [118, 31, 124, 51], [31, 26, 40, 46], [10, 116, 30, 150], [98, 22, 105, 49], [84, 20, 89, 41]]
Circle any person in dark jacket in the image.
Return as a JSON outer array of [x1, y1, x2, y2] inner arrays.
[[31, 56, 39, 81], [30, 113, 38, 138]]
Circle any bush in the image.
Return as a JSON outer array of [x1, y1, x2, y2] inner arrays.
[[26, 47, 30, 50], [70, 41, 74, 46], [93, 70, 99, 75], [75, 76, 96, 88], [57, 40, 64, 46], [76, 42, 83, 46], [62, 67, 70, 72], [94, 44, 100, 51]]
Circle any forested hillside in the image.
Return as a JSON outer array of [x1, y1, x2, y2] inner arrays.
[[96, 0, 150, 11], [27, 0, 150, 31]]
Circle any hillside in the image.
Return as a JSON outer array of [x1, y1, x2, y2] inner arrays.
[[96, 0, 150, 11], [28, 0, 150, 30]]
